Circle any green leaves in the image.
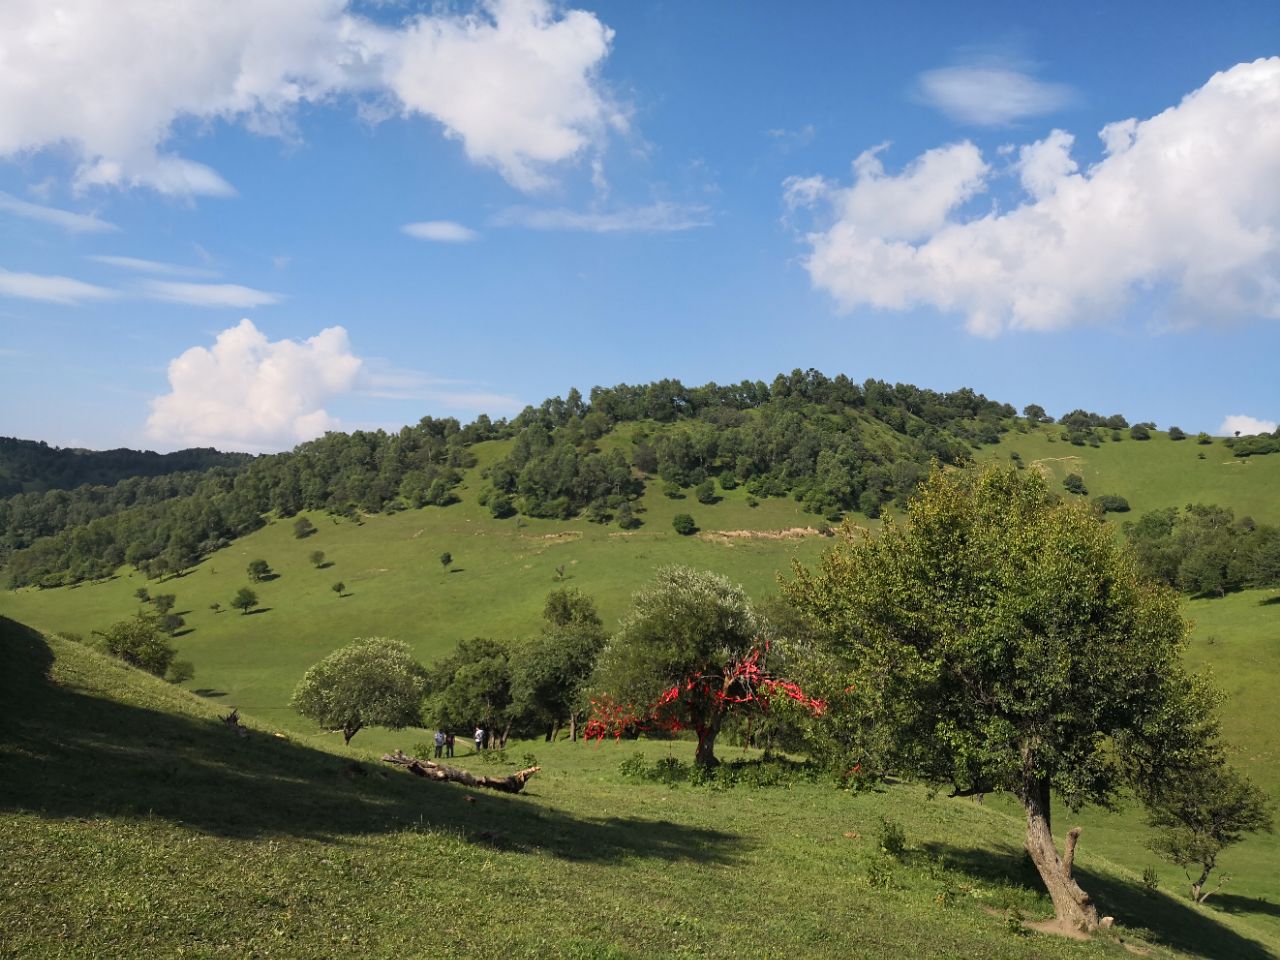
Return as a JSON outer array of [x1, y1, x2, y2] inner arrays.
[[787, 463, 1197, 808], [291, 638, 427, 743]]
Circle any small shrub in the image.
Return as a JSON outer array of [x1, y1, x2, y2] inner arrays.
[[619, 753, 651, 780], [864, 857, 897, 889], [1063, 473, 1087, 495], [877, 816, 907, 859], [166, 660, 195, 684], [1142, 865, 1160, 892], [746, 496, 759, 508], [672, 513, 697, 535], [662, 481, 683, 500]]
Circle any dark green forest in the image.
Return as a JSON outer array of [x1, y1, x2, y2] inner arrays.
[[5, 368, 1280, 593], [2, 371, 1017, 587]]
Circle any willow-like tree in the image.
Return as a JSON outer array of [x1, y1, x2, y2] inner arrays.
[[785, 465, 1218, 933], [291, 638, 427, 744]]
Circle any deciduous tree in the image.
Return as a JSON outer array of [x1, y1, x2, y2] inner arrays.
[[291, 638, 428, 744], [785, 465, 1216, 932]]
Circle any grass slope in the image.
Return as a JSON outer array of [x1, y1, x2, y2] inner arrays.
[[2, 619, 1274, 959], [0, 448, 842, 737], [988, 427, 1280, 525], [3, 427, 1278, 955]]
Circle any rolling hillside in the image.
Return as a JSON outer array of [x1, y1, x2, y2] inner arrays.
[[2, 402, 1278, 958], [3, 618, 1276, 959]]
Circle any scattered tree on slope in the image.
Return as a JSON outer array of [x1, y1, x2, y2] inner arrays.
[[291, 638, 427, 745]]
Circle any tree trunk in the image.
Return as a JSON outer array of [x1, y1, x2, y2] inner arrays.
[[1020, 777, 1100, 932], [694, 711, 725, 768], [382, 751, 539, 793], [569, 713, 578, 743], [1190, 858, 1216, 903]]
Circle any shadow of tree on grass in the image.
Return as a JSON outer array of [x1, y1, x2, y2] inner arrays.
[[0, 617, 741, 867], [924, 840, 1272, 960]]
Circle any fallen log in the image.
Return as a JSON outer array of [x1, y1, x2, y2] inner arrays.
[[381, 750, 540, 794]]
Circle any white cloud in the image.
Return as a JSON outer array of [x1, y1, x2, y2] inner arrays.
[[1220, 414, 1277, 436], [0, 268, 116, 304], [385, 0, 625, 191], [495, 201, 711, 233], [0, 0, 621, 195], [89, 255, 218, 277], [788, 58, 1280, 336], [360, 362, 523, 414], [146, 318, 362, 451], [402, 220, 480, 242], [0, 191, 117, 233], [917, 65, 1076, 126], [140, 280, 283, 308]]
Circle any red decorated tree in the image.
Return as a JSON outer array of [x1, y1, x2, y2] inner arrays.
[[586, 566, 822, 767]]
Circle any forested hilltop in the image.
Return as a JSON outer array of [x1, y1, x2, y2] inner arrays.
[[4, 371, 1020, 587], [0, 437, 248, 497], [5, 368, 1278, 591]]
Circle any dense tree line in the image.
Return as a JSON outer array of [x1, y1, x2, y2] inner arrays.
[[1125, 504, 1280, 596], [4, 417, 477, 587], [481, 371, 1011, 522], [6, 371, 1154, 588], [0, 437, 248, 497]]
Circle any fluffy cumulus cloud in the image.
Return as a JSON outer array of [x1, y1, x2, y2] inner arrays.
[[146, 319, 362, 451], [0, 0, 621, 195], [787, 58, 1280, 336], [1219, 414, 1278, 437]]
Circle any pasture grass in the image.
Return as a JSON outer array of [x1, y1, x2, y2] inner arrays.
[[3, 620, 1276, 960]]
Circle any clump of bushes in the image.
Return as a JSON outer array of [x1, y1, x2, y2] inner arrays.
[[1094, 494, 1130, 513]]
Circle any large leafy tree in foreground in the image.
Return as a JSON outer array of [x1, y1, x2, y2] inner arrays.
[[785, 465, 1221, 932], [291, 638, 427, 744]]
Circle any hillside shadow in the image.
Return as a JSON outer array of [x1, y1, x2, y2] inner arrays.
[[0, 618, 742, 866], [924, 841, 1272, 960]]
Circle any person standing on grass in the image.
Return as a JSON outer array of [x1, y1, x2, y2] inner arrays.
[[434, 729, 445, 759], [474, 726, 485, 753], [445, 731, 455, 758]]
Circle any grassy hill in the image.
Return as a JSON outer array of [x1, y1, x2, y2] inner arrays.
[[3, 421, 1279, 957], [987, 426, 1280, 524], [3, 618, 1276, 959]]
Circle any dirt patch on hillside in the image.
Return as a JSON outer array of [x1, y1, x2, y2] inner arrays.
[[699, 527, 832, 546], [519, 531, 582, 546]]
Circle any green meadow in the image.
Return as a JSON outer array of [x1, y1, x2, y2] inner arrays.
[[3, 621, 1277, 960], [2, 428, 1278, 957]]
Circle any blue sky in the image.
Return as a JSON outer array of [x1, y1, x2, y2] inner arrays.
[[1, 0, 1278, 451]]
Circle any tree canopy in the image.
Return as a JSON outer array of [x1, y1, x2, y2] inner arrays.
[[291, 637, 427, 744], [785, 465, 1218, 932], [92, 612, 177, 677], [589, 567, 819, 767]]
